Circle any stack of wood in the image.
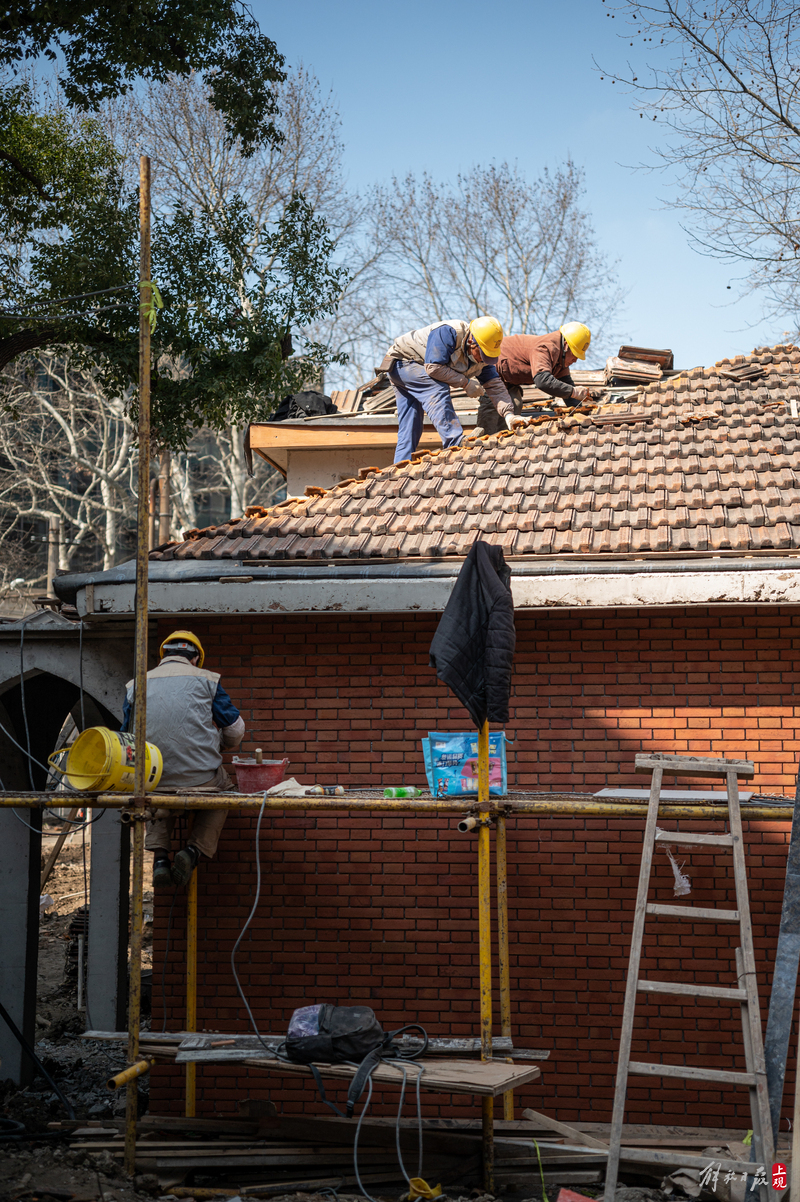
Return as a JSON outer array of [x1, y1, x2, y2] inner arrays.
[[49, 1110, 787, 1197]]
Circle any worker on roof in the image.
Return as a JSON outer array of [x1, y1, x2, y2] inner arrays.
[[380, 316, 517, 462], [476, 322, 593, 435], [122, 630, 245, 888]]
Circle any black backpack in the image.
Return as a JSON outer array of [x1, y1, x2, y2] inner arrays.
[[268, 390, 338, 423], [283, 1003, 427, 1117]]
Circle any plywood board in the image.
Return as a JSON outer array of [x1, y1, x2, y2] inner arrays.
[[242, 1055, 541, 1097]]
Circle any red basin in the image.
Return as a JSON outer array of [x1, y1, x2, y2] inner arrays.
[[232, 758, 289, 793]]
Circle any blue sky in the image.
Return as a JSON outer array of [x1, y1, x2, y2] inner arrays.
[[254, 0, 781, 371]]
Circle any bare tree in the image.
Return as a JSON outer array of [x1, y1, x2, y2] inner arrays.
[[600, 1, 800, 325], [364, 161, 624, 363], [170, 427, 284, 534], [0, 354, 138, 573]]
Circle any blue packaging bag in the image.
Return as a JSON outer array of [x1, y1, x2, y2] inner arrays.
[[421, 731, 507, 797]]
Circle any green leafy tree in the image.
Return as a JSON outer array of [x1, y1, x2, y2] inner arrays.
[[0, 0, 285, 155], [1, 86, 348, 448]]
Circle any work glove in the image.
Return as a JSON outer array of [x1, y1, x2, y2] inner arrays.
[[571, 386, 592, 404], [464, 378, 485, 399]]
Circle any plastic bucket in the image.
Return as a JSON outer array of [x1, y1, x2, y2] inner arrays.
[[232, 758, 288, 793], [49, 727, 163, 792]]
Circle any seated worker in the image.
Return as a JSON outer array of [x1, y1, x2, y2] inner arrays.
[[476, 322, 593, 435], [380, 316, 516, 461], [122, 630, 245, 887]]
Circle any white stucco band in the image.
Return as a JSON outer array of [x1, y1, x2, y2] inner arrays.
[[76, 567, 800, 618]]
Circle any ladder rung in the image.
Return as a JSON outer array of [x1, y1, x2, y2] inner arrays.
[[646, 902, 740, 922], [638, 979, 747, 1001], [628, 1060, 756, 1086], [654, 830, 733, 848]]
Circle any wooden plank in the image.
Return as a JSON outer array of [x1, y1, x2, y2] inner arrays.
[[638, 979, 747, 1001], [647, 902, 740, 922], [241, 1056, 541, 1097], [257, 1114, 485, 1157], [628, 1060, 756, 1086], [248, 425, 434, 452], [635, 753, 754, 777], [497, 1171, 602, 1185], [521, 1108, 609, 1151], [619, 1147, 762, 1174], [654, 830, 734, 848], [137, 1115, 259, 1135], [82, 1030, 188, 1043]]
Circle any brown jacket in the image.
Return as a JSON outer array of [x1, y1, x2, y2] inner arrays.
[[497, 332, 572, 387]]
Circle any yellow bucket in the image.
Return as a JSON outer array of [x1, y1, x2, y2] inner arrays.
[[48, 727, 163, 792]]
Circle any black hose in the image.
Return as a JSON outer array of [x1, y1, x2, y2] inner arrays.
[[0, 997, 76, 1120]]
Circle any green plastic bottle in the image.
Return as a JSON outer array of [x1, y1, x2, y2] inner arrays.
[[383, 786, 423, 798]]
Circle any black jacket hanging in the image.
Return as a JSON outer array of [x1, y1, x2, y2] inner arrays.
[[429, 540, 515, 727]]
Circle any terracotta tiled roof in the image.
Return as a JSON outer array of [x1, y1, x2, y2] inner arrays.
[[152, 344, 800, 562]]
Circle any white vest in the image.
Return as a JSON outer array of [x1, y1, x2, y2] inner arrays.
[[388, 320, 483, 378], [125, 658, 222, 789]]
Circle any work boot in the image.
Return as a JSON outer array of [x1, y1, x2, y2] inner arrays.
[[153, 854, 172, 889], [172, 844, 201, 886]]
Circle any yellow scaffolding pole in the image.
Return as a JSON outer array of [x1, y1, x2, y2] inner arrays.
[[125, 153, 152, 1177], [495, 812, 514, 1120], [0, 794, 789, 821], [477, 720, 494, 1194]]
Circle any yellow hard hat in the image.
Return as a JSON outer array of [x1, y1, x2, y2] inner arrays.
[[560, 321, 591, 361], [160, 629, 205, 668], [469, 315, 503, 361]]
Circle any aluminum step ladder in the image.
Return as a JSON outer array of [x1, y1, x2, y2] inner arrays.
[[604, 753, 774, 1202]]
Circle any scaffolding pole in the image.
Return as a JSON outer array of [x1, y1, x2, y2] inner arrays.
[[495, 812, 514, 1120], [0, 795, 789, 820], [477, 720, 494, 1193], [125, 153, 152, 1177]]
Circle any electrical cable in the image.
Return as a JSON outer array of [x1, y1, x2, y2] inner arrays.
[[5, 282, 139, 309], [78, 618, 86, 732], [0, 302, 136, 321], [352, 1071, 378, 1202], [19, 615, 35, 789], [230, 794, 276, 1056]]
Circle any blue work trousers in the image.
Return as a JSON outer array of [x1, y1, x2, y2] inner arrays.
[[389, 361, 464, 463]]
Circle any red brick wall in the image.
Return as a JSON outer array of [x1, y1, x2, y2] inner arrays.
[[150, 606, 799, 1127]]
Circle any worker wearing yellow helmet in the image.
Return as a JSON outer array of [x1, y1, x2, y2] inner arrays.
[[122, 629, 246, 887], [476, 322, 593, 435], [379, 315, 517, 461]]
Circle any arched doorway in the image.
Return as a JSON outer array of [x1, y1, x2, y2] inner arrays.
[[0, 672, 119, 791]]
